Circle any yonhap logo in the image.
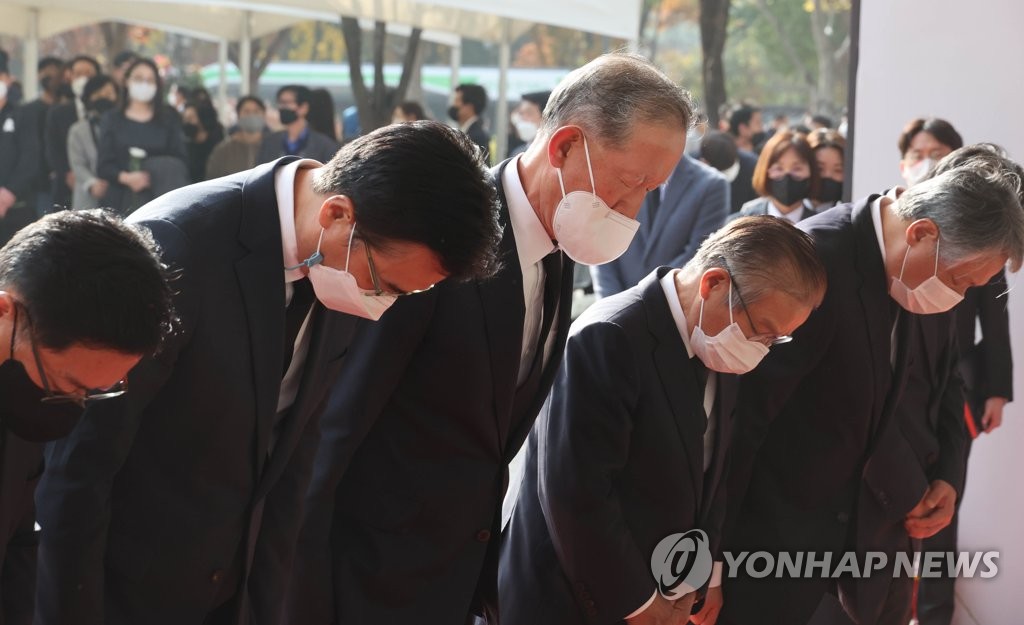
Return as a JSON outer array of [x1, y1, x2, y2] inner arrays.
[[650, 529, 714, 600]]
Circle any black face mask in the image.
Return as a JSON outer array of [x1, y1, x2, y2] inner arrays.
[[0, 359, 82, 442], [182, 123, 200, 140], [88, 98, 116, 115], [447, 105, 461, 122], [751, 131, 768, 149], [818, 177, 843, 203], [770, 174, 811, 207], [278, 108, 299, 126]]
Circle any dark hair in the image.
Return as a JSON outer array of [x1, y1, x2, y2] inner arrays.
[[456, 84, 487, 115], [112, 51, 138, 68], [68, 55, 101, 76], [38, 56, 64, 73], [120, 58, 166, 119], [235, 95, 265, 116], [897, 117, 963, 157], [396, 101, 426, 121], [810, 114, 834, 129], [276, 84, 312, 107], [82, 74, 117, 105], [751, 130, 819, 198], [0, 48, 9, 75], [700, 131, 739, 172], [185, 100, 224, 145], [307, 88, 338, 141], [311, 120, 502, 281], [0, 209, 176, 354], [520, 91, 551, 114], [728, 104, 761, 136]]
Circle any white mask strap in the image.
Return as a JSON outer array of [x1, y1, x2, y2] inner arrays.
[[344, 224, 357, 273], [698, 296, 706, 329], [933, 237, 941, 276], [555, 165, 567, 198], [581, 134, 597, 195], [898, 241, 913, 281], [727, 281, 735, 325]]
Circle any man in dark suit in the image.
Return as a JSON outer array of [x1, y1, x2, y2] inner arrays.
[[499, 217, 826, 625], [591, 153, 729, 298], [34, 122, 502, 625], [449, 83, 491, 161], [257, 85, 340, 165], [44, 55, 100, 210], [285, 52, 694, 625], [720, 145, 1024, 625], [0, 210, 175, 625]]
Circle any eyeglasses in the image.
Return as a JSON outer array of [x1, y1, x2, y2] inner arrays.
[[363, 240, 435, 298], [17, 307, 128, 407], [728, 271, 793, 347]]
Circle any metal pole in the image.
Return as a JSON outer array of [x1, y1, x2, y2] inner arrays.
[[449, 37, 461, 92], [24, 8, 40, 101], [239, 10, 252, 95], [495, 20, 511, 163], [217, 38, 229, 125]]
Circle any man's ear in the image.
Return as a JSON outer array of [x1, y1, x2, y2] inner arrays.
[[697, 268, 730, 300], [905, 218, 939, 245], [546, 125, 584, 170], [318, 195, 355, 230]]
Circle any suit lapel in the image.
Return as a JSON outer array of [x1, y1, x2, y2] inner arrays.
[[701, 373, 736, 523], [642, 158, 688, 258], [480, 161, 526, 453], [234, 159, 295, 479], [646, 269, 706, 501]]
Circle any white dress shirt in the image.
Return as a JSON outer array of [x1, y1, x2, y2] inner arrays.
[[502, 155, 559, 386], [272, 158, 323, 448], [767, 200, 805, 223]]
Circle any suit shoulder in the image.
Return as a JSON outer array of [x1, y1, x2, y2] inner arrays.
[[738, 197, 769, 215], [684, 154, 728, 184]]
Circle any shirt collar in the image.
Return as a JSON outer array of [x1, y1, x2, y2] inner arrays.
[[502, 155, 557, 268], [660, 269, 694, 358], [459, 115, 479, 133], [275, 158, 325, 283], [870, 195, 889, 265], [767, 201, 804, 223]]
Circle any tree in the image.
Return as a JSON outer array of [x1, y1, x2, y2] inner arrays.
[[340, 16, 422, 133], [227, 29, 290, 95], [700, 0, 732, 126]]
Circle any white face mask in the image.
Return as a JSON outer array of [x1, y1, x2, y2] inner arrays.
[[0, 81, 7, 102], [552, 135, 640, 265], [127, 80, 157, 104], [889, 237, 963, 314], [303, 225, 397, 320], [690, 285, 770, 374], [515, 119, 538, 143], [71, 76, 89, 98], [902, 158, 935, 187]]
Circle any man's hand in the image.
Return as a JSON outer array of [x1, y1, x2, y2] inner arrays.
[[0, 186, 16, 218], [89, 179, 109, 199], [905, 479, 957, 538], [119, 171, 150, 193], [981, 397, 1008, 433], [65, 170, 75, 189], [627, 592, 697, 625], [690, 586, 722, 625]]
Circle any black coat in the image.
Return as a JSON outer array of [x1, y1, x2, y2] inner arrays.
[[35, 158, 359, 625], [44, 102, 80, 209], [466, 118, 491, 162], [0, 430, 43, 625], [285, 160, 575, 625], [498, 268, 737, 625], [720, 198, 966, 625], [955, 271, 1013, 414]]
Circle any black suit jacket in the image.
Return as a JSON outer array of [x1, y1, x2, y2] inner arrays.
[[955, 271, 1013, 413], [498, 268, 737, 625], [0, 430, 43, 625], [466, 118, 491, 162], [35, 158, 358, 625], [44, 102, 80, 208], [728, 150, 758, 214], [721, 198, 965, 625], [0, 100, 50, 201], [285, 159, 574, 625]]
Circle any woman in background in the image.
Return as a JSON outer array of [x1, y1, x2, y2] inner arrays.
[[897, 117, 962, 187], [807, 128, 845, 209], [67, 74, 118, 209], [182, 98, 224, 182], [732, 130, 820, 223]]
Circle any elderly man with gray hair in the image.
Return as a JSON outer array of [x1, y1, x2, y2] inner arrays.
[[720, 144, 1024, 625], [286, 52, 694, 625]]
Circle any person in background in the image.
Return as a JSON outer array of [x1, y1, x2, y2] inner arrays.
[[733, 130, 820, 223], [0, 49, 34, 246], [257, 84, 339, 164], [449, 83, 491, 161], [804, 113, 834, 130], [181, 99, 225, 183], [308, 88, 339, 143], [45, 55, 101, 210], [701, 130, 757, 214], [206, 95, 265, 180], [509, 90, 550, 158], [0, 209, 175, 625], [67, 75, 118, 210], [808, 128, 845, 208], [727, 104, 764, 154], [897, 117, 963, 188], [392, 101, 426, 123], [97, 57, 187, 215], [0, 56, 65, 220], [109, 51, 138, 88]]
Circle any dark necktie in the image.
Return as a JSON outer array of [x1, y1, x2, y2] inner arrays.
[[512, 251, 564, 418], [692, 356, 710, 417], [282, 278, 316, 375], [646, 187, 662, 225]]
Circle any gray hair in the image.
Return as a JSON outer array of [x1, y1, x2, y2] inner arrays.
[[683, 216, 827, 308], [539, 52, 695, 148], [897, 143, 1024, 272]]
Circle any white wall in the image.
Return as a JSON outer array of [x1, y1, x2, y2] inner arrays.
[[852, 2, 1024, 623]]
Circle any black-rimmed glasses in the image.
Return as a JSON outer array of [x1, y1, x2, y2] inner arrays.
[[728, 272, 793, 347]]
